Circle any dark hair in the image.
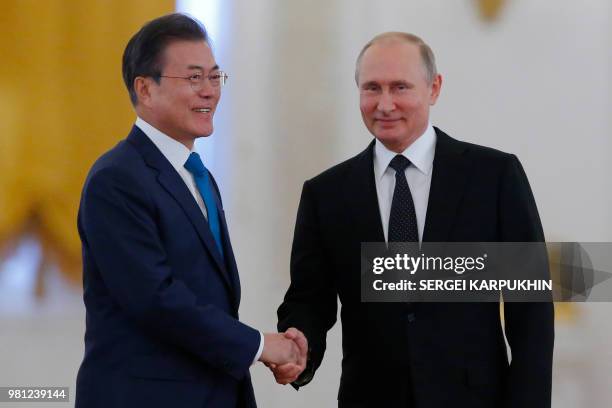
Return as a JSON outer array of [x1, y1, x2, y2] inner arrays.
[[122, 13, 208, 105]]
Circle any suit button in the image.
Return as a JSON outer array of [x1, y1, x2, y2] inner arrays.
[[407, 313, 416, 323]]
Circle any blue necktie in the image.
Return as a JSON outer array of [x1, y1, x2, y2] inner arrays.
[[184, 152, 224, 256]]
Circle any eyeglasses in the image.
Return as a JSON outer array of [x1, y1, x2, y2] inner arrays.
[[159, 71, 229, 91]]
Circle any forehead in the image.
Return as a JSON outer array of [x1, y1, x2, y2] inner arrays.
[[358, 41, 425, 84], [161, 40, 216, 71]]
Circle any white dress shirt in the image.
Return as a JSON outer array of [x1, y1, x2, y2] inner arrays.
[[135, 117, 209, 219], [373, 124, 436, 243], [134, 117, 264, 365]]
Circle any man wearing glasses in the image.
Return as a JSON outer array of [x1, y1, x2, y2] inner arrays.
[[75, 13, 306, 408]]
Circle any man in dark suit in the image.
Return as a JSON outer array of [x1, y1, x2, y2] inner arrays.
[[75, 14, 306, 408], [273, 32, 554, 407]]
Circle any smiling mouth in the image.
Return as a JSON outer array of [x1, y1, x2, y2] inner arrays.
[[376, 118, 401, 125], [193, 108, 211, 113]]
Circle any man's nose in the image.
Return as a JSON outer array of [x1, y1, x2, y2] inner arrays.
[[376, 91, 395, 113], [197, 78, 217, 98]]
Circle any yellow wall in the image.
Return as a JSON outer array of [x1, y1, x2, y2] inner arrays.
[[0, 0, 174, 284]]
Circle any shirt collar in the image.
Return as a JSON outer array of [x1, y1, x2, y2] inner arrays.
[[135, 117, 193, 172], [373, 124, 436, 180]]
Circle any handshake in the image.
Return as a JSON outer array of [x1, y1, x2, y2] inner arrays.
[[259, 328, 308, 385]]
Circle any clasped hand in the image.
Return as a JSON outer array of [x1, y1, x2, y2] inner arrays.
[[259, 328, 308, 385]]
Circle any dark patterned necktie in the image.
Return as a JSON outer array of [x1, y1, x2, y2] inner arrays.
[[388, 155, 419, 243]]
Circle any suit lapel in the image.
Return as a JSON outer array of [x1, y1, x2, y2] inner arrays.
[[422, 128, 471, 242], [218, 209, 241, 312], [126, 126, 234, 291], [344, 141, 385, 243], [208, 174, 241, 312]]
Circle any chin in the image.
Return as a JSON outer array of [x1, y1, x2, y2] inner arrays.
[[375, 134, 409, 151], [375, 132, 402, 144], [194, 126, 213, 137]]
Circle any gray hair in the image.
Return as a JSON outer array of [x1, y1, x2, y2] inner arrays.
[[355, 32, 437, 85]]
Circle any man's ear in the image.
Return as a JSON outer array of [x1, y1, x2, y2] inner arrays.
[[134, 76, 154, 108], [429, 73, 443, 106]]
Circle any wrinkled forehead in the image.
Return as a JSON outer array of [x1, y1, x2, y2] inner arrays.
[[358, 41, 427, 84]]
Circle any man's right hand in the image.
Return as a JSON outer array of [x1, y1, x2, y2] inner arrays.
[[259, 332, 300, 366], [263, 328, 309, 385]]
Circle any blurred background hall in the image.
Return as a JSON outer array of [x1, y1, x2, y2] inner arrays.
[[1, 0, 611, 406]]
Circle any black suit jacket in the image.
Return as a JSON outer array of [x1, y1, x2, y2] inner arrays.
[[278, 128, 554, 408]]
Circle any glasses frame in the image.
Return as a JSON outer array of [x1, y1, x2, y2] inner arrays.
[[159, 71, 229, 91]]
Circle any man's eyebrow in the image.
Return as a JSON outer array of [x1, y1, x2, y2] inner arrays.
[[186, 64, 219, 71], [390, 80, 413, 87], [360, 80, 379, 88]]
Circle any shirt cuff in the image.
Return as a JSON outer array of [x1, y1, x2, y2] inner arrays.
[[251, 330, 264, 365]]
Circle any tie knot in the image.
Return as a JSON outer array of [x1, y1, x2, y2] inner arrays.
[[389, 155, 411, 173], [184, 152, 206, 176]]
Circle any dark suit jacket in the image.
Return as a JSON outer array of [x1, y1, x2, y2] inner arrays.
[[278, 128, 554, 408], [75, 126, 260, 408]]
